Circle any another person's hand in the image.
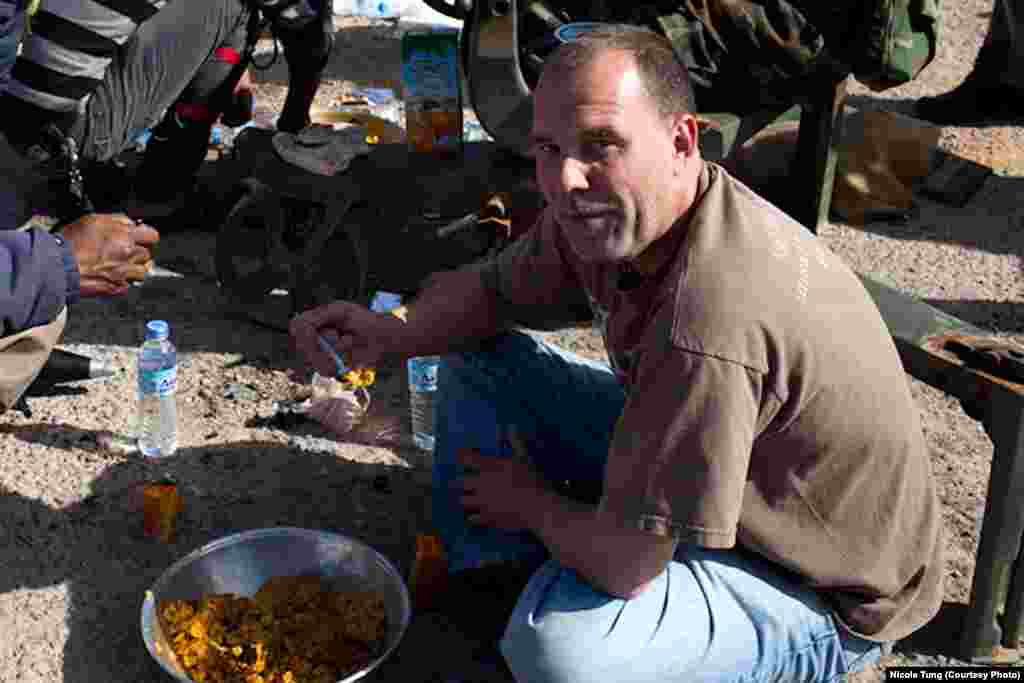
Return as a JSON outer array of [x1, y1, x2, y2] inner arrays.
[[289, 301, 408, 377], [61, 213, 160, 297], [458, 448, 550, 532]]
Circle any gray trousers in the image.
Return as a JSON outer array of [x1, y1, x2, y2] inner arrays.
[[70, 0, 253, 162], [0, 0, 253, 227]]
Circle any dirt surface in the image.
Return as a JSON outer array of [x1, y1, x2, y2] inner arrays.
[[1, 2, 1023, 682]]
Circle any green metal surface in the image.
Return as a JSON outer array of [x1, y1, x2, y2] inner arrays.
[[960, 388, 1024, 662], [790, 77, 847, 233], [858, 272, 1024, 662], [858, 275, 983, 344]]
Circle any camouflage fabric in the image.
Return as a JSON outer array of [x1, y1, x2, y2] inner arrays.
[[519, 0, 939, 108], [850, 0, 940, 91]]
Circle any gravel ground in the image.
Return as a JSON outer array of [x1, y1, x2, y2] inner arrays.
[[1, 1, 1022, 681]]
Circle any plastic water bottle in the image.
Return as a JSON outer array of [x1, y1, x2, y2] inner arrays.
[[137, 320, 178, 458], [407, 355, 440, 453], [333, 0, 405, 18]]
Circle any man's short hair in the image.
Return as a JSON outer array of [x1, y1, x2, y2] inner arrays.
[[544, 24, 697, 119]]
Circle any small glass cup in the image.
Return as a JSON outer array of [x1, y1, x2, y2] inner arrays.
[[142, 480, 183, 543]]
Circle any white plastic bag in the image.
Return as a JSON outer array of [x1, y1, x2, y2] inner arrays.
[[302, 373, 372, 434]]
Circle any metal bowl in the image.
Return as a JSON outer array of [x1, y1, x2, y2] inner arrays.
[[141, 527, 411, 683]]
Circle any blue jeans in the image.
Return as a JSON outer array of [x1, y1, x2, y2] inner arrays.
[[433, 331, 890, 682]]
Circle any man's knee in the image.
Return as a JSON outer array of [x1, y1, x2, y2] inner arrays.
[[498, 563, 640, 683], [501, 619, 587, 683]]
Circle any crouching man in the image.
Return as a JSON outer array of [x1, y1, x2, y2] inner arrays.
[[291, 25, 943, 682]]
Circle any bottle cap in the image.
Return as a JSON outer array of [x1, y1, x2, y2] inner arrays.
[[370, 291, 403, 313], [145, 320, 170, 340], [554, 22, 611, 44]]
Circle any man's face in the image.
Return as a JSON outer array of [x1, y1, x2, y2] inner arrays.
[[530, 50, 694, 264]]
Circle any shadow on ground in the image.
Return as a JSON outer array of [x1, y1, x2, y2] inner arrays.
[[0, 429, 447, 681], [843, 171, 1024, 333], [846, 92, 1024, 130], [894, 601, 970, 658]]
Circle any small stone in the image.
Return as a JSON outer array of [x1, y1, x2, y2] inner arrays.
[[223, 382, 259, 401]]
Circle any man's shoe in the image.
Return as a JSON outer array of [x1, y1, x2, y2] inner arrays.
[[915, 72, 1024, 124]]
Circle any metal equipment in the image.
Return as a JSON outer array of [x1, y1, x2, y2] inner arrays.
[[215, 128, 537, 329]]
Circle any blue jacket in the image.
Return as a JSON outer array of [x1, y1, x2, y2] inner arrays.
[[0, 0, 24, 90], [0, 227, 80, 337], [0, 0, 33, 230], [0, 1, 79, 338]]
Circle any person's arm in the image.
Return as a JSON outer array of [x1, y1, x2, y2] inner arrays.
[[291, 211, 591, 376], [291, 266, 509, 379], [0, 213, 158, 338], [459, 346, 765, 598], [457, 445, 677, 599], [392, 267, 508, 359], [0, 227, 80, 337], [528, 491, 678, 599]]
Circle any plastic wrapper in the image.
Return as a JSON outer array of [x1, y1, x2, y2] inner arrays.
[[302, 372, 373, 434], [299, 291, 405, 438]]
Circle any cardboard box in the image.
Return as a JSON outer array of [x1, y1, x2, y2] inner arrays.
[[401, 28, 463, 159]]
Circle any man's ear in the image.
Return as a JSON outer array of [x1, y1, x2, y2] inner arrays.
[[672, 113, 700, 160]]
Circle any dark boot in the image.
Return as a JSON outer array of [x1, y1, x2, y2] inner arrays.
[[915, 46, 1024, 124], [134, 113, 212, 203]]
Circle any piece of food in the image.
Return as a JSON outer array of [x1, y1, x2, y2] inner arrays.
[[340, 367, 375, 390], [158, 576, 387, 683]]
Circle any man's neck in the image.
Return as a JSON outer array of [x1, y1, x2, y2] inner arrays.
[[629, 161, 708, 279]]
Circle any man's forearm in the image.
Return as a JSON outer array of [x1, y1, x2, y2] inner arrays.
[[526, 488, 677, 599], [396, 268, 507, 359]]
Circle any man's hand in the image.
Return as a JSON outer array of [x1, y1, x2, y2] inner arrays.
[[457, 448, 552, 532], [61, 213, 160, 297], [289, 300, 408, 377]]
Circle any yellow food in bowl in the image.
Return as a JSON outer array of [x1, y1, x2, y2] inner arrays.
[[158, 575, 387, 683]]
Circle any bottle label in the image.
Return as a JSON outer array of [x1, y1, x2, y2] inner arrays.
[[407, 357, 438, 392], [139, 367, 177, 397]]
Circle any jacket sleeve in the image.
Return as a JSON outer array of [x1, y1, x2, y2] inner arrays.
[[0, 0, 26, 89], [0, 227, 80, 337]]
